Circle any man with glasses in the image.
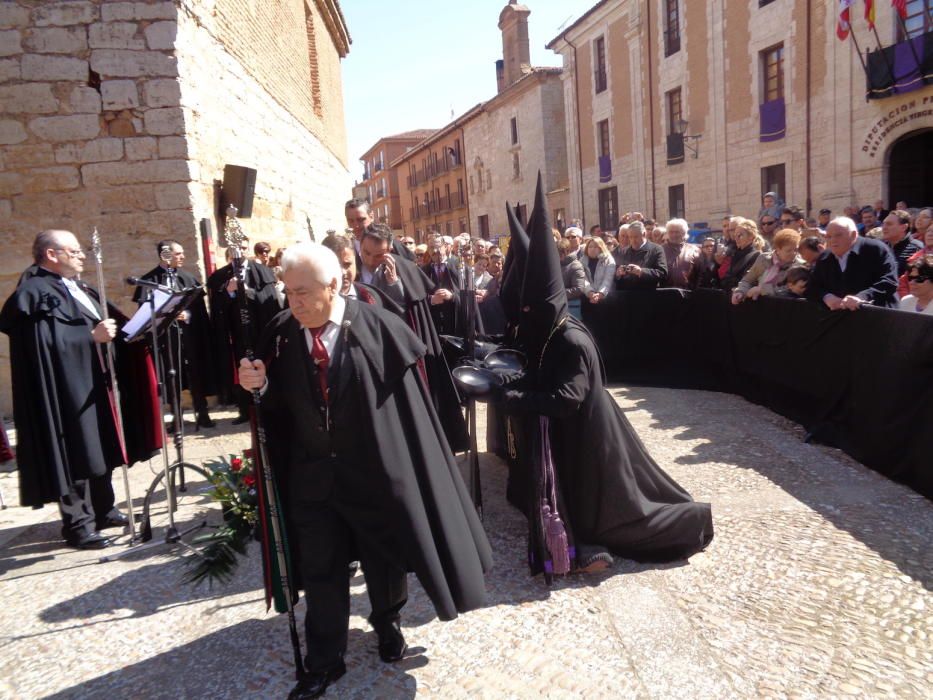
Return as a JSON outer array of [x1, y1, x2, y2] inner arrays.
[[780, 206, 805, 232], [0, 230, 132, 549], [759, 215, 779, 248]]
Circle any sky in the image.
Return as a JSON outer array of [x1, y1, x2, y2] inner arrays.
[[340, 0, 596, 181]]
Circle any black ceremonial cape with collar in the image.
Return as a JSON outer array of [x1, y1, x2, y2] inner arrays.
[[257, 299, 492, 620]]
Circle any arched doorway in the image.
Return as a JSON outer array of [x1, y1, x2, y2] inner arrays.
[[887, 129, 933, 208]]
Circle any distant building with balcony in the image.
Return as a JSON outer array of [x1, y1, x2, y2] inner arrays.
[[395, 109, 478, 240], [358, 129, 436, 231]]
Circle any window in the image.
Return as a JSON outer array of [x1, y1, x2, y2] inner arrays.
[[486, 171, 492, 189], [594, 36, 607, 93], [510, 117, 519, 145], [516, 204, 528, 225], [459, 216, 468, 232], [457, 178, 464, 207], [469, 175, 475, 194], [452, 139, 461, 165], [597, 119, 611, 158], [669, 185, 685, 219], [761, 44, 784, 103], [666, 87, 682, 135], [664, 0, 680, 57], [758, 0, 777, 6], [760, 163, 786, 202], [598, 187, 619, 231], [479, 215, 490, 239], [897, 1, 933, 41]]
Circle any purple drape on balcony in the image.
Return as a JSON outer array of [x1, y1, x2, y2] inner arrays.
[[893, 35, 926, 94], [759, 98, 786, 143], [598, 155, 612, 183]]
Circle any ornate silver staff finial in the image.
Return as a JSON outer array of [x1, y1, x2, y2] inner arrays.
[[90, 227, 103, 266], [224, 204, 247, 251]]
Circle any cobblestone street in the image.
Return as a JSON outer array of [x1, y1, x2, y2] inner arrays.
[[0, 386, 930, 699]]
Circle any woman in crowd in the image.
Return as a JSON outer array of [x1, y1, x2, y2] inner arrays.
[[897, 220, 933, 297], [898, 257, 933, 315], [582, 236, 615, 304], [731, 228, 802, 304], [558, 238, 587, 319], [911, 208, 931, 237], [720, 218, 763, 293], [693, 237, 721, 289]]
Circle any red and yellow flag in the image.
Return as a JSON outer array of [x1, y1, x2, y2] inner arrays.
[[892, 0, 907, 20], [837, 0, 853, 40], [865, 0, 876, 30]]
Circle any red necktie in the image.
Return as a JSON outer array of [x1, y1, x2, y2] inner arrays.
[[310, 324, 329, 404]]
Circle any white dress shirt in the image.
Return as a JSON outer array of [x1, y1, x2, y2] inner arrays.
[[61, 276, 100, 320]]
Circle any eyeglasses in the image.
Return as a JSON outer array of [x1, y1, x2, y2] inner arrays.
[[780, 219, 793, 225], [55, 247, 85, 257], [760, 220, 776, 226], [908, 275, 931, 283]]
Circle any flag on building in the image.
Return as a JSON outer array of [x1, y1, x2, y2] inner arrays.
[[891, 0, 907, 20], [837, 0, 854, 41], [865, 0, 875, 30]]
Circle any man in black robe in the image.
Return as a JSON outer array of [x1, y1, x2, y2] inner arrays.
[[238, 243, 491, 699], [345, 198, 414, 267], [358, 224, 470, 454], [497, 176, 714, 573], [0, 230, 133, 548], [133, 239, 216, 429], [207, 238, 281, 423]]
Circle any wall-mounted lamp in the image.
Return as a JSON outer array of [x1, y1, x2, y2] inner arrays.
[[675, 119, 702, 158]]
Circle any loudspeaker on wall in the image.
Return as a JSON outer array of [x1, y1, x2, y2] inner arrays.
[[221, 164, 256, 218]]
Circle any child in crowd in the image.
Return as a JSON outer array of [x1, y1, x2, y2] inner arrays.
[[777, 266, 810, 299]]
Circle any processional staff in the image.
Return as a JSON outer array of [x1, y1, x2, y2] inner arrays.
[[90, 228, 137, 541]]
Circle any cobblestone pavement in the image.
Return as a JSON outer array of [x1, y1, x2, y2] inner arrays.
[[0, 388, 930, 699]]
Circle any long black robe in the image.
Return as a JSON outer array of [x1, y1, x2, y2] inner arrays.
[[133, 265, 217, 401], [258, 300, 492, 620], [382, 257, 470, 453], [0, 267, 161, 507], [207, 260, 280, 404], [502, 318, 714, 562]]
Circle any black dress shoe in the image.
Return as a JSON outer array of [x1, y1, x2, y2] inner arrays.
[[96, 510, 130, 530], [231, 414, 250, 426], [375, 621, 407, 663], [288, 663, 346, 700], [195, 412, 216, 431], [65, 531, 111, 550]]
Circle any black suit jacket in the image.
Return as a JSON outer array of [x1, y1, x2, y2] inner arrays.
[[612, 241, 668, 290], [806, 236, 899, 308]]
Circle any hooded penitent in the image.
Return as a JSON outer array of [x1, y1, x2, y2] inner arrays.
[[517, 172, 568, 371], [498, 202, 530, 332]]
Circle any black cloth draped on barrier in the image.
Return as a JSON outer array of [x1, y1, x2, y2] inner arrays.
[[581, 289, 933, 499]]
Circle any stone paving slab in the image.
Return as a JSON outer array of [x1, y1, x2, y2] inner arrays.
[[0, 390, 930, 699]]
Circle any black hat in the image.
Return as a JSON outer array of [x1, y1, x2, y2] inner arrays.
[[819, 208, 831, 215], [498, 201, 530, 328], [517, 172, 568, 367]]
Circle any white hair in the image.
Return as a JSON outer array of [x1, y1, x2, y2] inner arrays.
[[280, 242, 341, 286], [665, 218, 689, 233], [828, 216, 858, 234], [628, 221, 646, 236], [442, 235, 453, 246], [564, 226, 583, 238]]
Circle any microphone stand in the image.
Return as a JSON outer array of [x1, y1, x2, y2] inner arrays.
[[225, 204, 306, 682], [460, 249, 483, 518], [162, 261, 188, 491]]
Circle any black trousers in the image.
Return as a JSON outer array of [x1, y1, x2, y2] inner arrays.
[[289, 498, 408, 673], [58, 474, 116, 538]]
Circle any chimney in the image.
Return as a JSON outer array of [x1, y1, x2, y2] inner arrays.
[[498, 2, 531, 89], [495, 59, 505, 93]]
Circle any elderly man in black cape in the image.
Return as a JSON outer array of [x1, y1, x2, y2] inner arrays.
[[207, 239, 281, 423], [238, 243, 491, 699], [357, 223, 470, 454], [496, 177, 714, 575], [132, 239, 217, 429], [0, 230, 161, 549]]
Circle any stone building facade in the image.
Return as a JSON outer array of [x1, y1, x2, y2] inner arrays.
[[358, 129, 435, 231], [547, 0, 933, 231], [0, 0, 352, 415]]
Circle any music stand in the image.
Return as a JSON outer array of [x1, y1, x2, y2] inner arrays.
[[102, 284, 207, 561]]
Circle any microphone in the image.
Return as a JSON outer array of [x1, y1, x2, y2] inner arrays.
[[126, 276, 173, 293]]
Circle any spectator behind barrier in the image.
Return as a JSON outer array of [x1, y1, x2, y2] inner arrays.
[[693, 237, 721, 289], [558, 238, 587, 319], [798, 235, 826, 268], [583, 236, 616, 304], [720, 218, 763, 293], [897, 221, 933, 296], [807, 216, 899, 310], [898, 256, 933, 315], [776, 265, 810, 299], [882, 209, 923, 276], [732, 228, 803, 304], [613, 221, 668, 290], [911, 208, 931, 236], [662, 218, 700, 289]]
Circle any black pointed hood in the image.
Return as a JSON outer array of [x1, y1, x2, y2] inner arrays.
[[498, 201, 530, 328], [518, 172, 568, 367]]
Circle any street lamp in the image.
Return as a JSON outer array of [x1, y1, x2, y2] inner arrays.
[[675, 119, 702, 158]]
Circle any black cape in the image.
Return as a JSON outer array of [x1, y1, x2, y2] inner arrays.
[[0, 267, 161, 507], [383, 257, 470, 453], [258, 300, 492, 620], [133, 265, 217, 399], [207, 260, 281, 403], [502, 318, 714, 562]]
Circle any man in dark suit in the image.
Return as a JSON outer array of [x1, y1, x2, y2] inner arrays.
[[807, 216, 899, 309], [613, 220, 668, 290], [881, 209, 923, 276], [344, 198, 413, 268], [421, 236, 461, 335], [238, 243, 490, 700], [133, 239, 216, 429]]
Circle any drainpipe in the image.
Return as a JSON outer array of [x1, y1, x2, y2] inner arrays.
[[805, 0, 812, 217], [565, 36, 587, 225], [461, 125, 470, 231], [645, 0, 657, 218]]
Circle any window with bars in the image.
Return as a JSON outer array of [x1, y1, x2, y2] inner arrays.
[[897, 0, 933, 41], [664, 0, 680, 56], [666, 87, 682, 135], [669, 184, 685, 219], [761, 44, 784, 103], [598, 187, 619, 231], [597, 119, 611, 158], [594, 36, 607, 93]]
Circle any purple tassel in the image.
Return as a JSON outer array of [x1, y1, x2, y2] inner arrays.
[[542, 503, 571, 575]]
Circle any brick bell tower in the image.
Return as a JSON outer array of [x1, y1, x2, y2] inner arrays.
[[498, 1, 531, 93]]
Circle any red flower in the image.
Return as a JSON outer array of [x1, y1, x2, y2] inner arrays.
[[244, 448, 254, 459], [243, 474, 256, 487], [231, 457, 243, 472]]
